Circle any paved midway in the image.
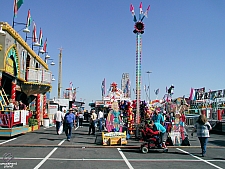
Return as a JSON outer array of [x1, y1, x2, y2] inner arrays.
[[0, 123, 224, 169]]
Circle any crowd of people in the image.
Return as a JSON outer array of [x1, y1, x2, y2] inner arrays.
[[54, 104, 212, 157]]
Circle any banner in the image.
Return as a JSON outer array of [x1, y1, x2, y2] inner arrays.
[[14, 111, 20, 122]]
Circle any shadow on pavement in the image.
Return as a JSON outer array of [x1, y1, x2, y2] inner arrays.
[[30, 132, 57, 135], [208, 140, 225, 146], [74, 141, 95, 145], [213, 157, 225, 160], [121, 149, 192, 155], [0, 133, 25, 140], [39, 138, 63, 141]]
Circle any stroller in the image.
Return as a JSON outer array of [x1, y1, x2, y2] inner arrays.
[[140, 127, 168, 154]]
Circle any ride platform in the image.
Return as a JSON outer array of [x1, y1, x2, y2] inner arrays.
[[0, 125, 29, 137]]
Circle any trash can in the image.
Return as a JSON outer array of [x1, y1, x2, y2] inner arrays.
[[43, 118, 49, 128]]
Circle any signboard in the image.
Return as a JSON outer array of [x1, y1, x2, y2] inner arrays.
[[55, 99, 69, 107], [104, 100, 112, 107], [95, 100, 104, 106], [21, 110, 28, 125], [102, 131, 127, 146], [14, 111, 20, 122], [5, 58, 14, 76], [194, 87, 225, 100], [48, 104, 58, 115]]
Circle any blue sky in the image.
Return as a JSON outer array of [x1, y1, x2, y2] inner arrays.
[[1, 1, 225, 110]]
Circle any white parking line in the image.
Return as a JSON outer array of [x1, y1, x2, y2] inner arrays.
[[177, 148, 223, 169], [117, 148, 134, 169], [33, 139, 65, 169], [0, 138, 17, 145], [1, 157, 225, 163], [33, 126, 79, 169]]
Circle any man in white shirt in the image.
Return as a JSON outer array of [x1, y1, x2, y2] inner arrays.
[[98, 109, 104, 132], [88, 110, 97, 135], [54, 110, 64, 135]]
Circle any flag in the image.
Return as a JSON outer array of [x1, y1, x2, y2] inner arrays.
[[189, 88, 196, 100], [43, 38, 47, 52], [101, 78, 106, 97], [32, 22, 37, 42], [155, 88, 159, 95], [139, 2, 143, 14], [13, 0, 24, 17], [25, 9, 32, 28], [38, 28, 43, 47]]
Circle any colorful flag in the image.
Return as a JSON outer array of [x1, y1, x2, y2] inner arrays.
[[25, 9, 32, 28], [38, 28, 43, 47], [43, 38, 47, 52], [32, 22, 37, 42], [189, 88, 196, 100], [13, 0, 24, 17]]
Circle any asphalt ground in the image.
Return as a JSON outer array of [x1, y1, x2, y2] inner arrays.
[[0, 122, 224, 169]]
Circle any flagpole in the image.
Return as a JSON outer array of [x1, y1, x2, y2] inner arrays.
[[12, 15, 15, 28]]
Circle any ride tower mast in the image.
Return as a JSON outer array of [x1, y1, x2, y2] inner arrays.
[[130, 3, 150, 124]]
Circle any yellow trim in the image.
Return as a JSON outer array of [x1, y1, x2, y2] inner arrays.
[[3, 44, 20, 77], [17, 77, 26, 82], [1, 22, 49, 70], [23, 82, 51, 87]]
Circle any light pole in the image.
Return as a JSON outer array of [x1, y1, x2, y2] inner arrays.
[[58, 47, 63, 99], [146, 71, 152, 102]]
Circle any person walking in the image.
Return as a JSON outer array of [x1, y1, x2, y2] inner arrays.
[[191, 114, 212, 157], [78, 111, 84, 127], [64, 108, 76, 141], [54, 110, 64, 135], [88, 110, 97, 135], [97, 108, 104, 132]]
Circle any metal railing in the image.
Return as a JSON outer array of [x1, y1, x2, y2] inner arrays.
[[26, 68, 52, 84], [185, 115, 199, 126]]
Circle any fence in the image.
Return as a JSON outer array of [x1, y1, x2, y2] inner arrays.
[[0, 110, 32, 128], [185, 115, 199, 126]]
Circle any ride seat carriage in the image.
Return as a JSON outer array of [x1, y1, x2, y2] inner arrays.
[[140, 129, 161, 148], [140, 128, 168, 154]]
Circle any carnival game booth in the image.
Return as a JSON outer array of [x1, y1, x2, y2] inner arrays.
[[101, 101, 128, 146], [95, 82, 133, 145], [0, 22, 52, 136]]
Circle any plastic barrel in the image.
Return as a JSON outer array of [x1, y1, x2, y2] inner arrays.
[[43, 118, 50, 128]]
